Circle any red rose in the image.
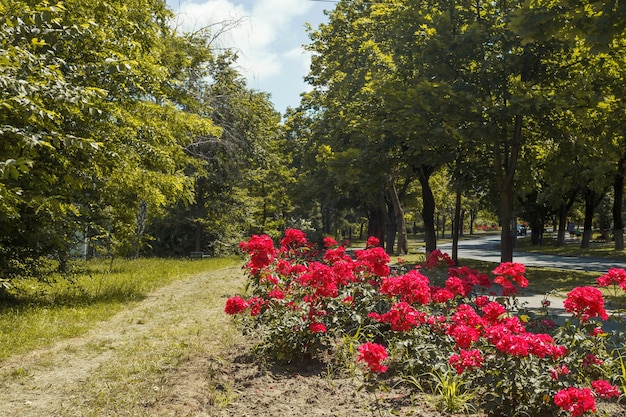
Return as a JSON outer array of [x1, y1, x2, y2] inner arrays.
[[357, 342, 388, 373]]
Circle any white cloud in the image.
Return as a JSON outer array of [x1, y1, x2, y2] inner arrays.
[[167, 0, 330, 111], [172, 0, 314, 82], [283, 46, 312, 71]]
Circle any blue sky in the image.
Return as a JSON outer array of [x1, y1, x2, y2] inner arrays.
[[166, 0, 332, 113]]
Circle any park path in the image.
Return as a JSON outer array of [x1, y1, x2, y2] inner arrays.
[[439, 234, 626, 274], [439, 235, 625, 330], [0, 265, 244, 417]]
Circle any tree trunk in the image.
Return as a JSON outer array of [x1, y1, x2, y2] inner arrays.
[[385, 191, 396, 255], [499, 186, 515, 262], [580, 202, 594, 249], [580, 187, 605, 249], [459, 208, 465, 237], [193, 177, 209, 252], [194, 222, 203, 253], [367, 194, 386, 246], [321, 204, 333, 236], [387, 176, 408, 255], [530, 219, 544, 245], [418, 167, 437, 254], [441, 214, 446, 239], [452, 190, 462, 265], [135, 200, 148, 258], [554, 188, 579, 247], [613, 157, 625, 250], [556, 208, 567, 246], [494, 112, 524, 263]]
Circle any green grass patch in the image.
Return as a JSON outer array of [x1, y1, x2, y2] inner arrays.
[[516, 236, 626, 259], [0, 257, 242, 361]]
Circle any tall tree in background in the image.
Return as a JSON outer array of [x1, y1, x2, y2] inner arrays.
[[303, 0, 572, 261], [304, 1, 403, 251], [0, 0, 220, 273]]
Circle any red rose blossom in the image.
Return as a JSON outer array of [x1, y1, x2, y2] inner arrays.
[[492, 262, 528, 295], [432, 288, 455, 303], [224, 296, 248, 315], [597, 267, 626, 291], [323, 236, 338, 248], [591, 380, 621, 398], [563, 286, 608, 322], [268, 288, 286, 299], [239, 234, 276, 275], [357, 342, 388, 373], [366, 236, 380, 248], [554, 387, 596, 417], [380, 270, 431, 304], [280, 228, 308, 249], [549, 364, 569, 380], [355, 246, 390, 277], [474, 295, 490, 308], [449, 349, 483, 374], [582, 353, 603, 367], [247, 297, 265, 316], [447, 324, 480, 349], [370, 302, 425, 332], [424, 249, 455, 269], [309, 322, 327, 333]]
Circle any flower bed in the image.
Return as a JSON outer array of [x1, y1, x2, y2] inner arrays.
[[226, 229, 625, 416]]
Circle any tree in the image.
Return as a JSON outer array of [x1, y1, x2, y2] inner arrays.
[[149, 48, 286, 255], [512, 1, 626, 250], [0, 0, 220, 273], [303, 0, 407, 252]]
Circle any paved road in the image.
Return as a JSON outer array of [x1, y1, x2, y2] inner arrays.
[[438, 235, 626, 329], [438, 234, 626, 274]]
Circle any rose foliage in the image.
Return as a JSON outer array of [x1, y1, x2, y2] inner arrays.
[[227, 230, 625, 416]]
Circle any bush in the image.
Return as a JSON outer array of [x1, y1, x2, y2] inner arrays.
[[227, 229, 625, 416]]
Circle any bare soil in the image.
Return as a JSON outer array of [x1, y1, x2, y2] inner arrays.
[[0, 266, 623, 417]]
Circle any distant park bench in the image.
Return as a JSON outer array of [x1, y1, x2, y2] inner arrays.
[[190, 251, 211, 259]]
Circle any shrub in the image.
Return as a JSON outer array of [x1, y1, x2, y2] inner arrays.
[[226, 229, 625, 416]]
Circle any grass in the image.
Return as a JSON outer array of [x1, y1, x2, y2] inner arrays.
[[0, 243, 624, 416], [71, 259, 248, 416], [427, 368, 477, 414], [0, 257, 242, 361], [516, 236, 626, 260]]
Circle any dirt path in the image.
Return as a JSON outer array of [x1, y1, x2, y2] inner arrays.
[[1, 265, 621, 417], [0, 265, 465, 417], [0, 265, 245, 417]]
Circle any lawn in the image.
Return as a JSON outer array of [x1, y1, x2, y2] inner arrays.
[[0, 248, 624, 417], [516, 235, 626, 259], [0, 257, 241, 361]]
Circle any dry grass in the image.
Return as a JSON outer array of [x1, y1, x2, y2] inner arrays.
[[0, 260, 247, 417]]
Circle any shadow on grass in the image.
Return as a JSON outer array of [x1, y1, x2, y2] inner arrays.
[[0, 283, 148, 313], [516, 237, 626, 260]]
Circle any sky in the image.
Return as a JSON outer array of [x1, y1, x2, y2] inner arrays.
[[165, 0, 333, 114]]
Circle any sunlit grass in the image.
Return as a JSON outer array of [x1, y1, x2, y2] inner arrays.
[[516, 236, 626, 259], [72, 262, 247, 416], [0, 257, 242, 361]]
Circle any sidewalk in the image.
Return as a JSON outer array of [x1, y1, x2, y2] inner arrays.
[[513, 291, 623, 332], [438, 235, 625, 331], [439, 234, 626, 273]]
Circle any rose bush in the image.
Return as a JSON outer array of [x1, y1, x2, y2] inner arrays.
[[226, 229, 625, 416]]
